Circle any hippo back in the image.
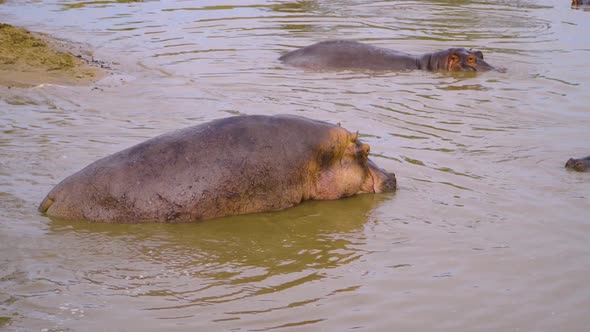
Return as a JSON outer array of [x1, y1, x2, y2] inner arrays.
[[40, 115, 343, 223], [279, 40, 418, 70]]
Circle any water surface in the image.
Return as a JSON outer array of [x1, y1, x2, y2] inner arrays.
[[1, 0, 589, 331]]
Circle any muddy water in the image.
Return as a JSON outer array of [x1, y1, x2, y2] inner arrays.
[[1, 0, 589, 331]]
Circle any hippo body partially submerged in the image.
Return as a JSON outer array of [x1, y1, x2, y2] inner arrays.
[[279, 40, 496, 72], [39, 115, 396, 223], [572, 0, 590, 6], [565, 156, 590, 172]]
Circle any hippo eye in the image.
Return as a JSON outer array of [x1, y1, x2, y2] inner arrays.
[[467, 55, 477, 65]]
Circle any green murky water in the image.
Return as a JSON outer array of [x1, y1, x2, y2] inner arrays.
[[1, 0, 589, 330]]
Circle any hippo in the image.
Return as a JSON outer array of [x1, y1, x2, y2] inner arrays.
[[572, 0, 590, 6], [565, 156, 590, 172], [279, 40, 497, 72], [39, 115, 396, 223]]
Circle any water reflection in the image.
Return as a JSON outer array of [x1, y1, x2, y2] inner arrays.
[[60, 0, 150, 10], [45, 194, 389, 309], [2, 0, 590, 330], [270, 1, 319, 13]]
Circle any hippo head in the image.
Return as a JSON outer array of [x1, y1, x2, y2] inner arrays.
[[445, 48, 495, 72], [312, 130, 396, 200], [565, 158, 589, 172]]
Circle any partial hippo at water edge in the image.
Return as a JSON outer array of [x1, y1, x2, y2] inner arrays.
[[39, 115, 397, 223], [279, 40, 499, 72], [572, 0, 590, 6], [565, 156, 590, 172]]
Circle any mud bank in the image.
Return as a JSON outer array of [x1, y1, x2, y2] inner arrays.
[[0, 23, 106, 87]]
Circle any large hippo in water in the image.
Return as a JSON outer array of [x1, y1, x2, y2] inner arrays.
[[39, 115, 396, 223], [279, 40, 497, 72], [565, 156, 590, 172]]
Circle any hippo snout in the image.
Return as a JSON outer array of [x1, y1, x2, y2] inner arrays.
[[377, 172, 397, 193], [367, 160, 397, 193], [475, 59, 506, 73], [476, 61, 495, 72]]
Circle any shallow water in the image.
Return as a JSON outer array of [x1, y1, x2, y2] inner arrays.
[[1, 0, 589, 331]]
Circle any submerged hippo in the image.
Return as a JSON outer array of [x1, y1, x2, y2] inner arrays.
[[279, 40, 496, 72], [565, 156, 590, 172], [572, 0, 590, 6], [39, 115, 396, 223]]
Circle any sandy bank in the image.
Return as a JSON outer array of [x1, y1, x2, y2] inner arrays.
[[0, 23, 106, 88]]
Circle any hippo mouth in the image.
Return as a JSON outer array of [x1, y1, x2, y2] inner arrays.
[[376, 172, 397, 193], [366, 160, 396, 193]]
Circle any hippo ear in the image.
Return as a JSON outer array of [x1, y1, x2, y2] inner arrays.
[[362, 144, 370, 158], [353, 143, 370, 161], [474, 50, 484, 60], [350, 131, 359, 142]]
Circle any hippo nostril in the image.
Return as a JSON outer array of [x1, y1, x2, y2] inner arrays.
[[376, 172, 396, 193]]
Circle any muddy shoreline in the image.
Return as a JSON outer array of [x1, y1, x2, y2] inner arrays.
[[0, 23, 107, 88]]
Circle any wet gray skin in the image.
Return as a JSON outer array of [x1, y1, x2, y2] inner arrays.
[[39, 115, 396, 223], [565, 156, 590, 172], [279, 40, 498, 72]]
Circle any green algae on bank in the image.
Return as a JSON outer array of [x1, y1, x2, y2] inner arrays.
[[0, 23, 104, 87], [0, 317, 11, 328]]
